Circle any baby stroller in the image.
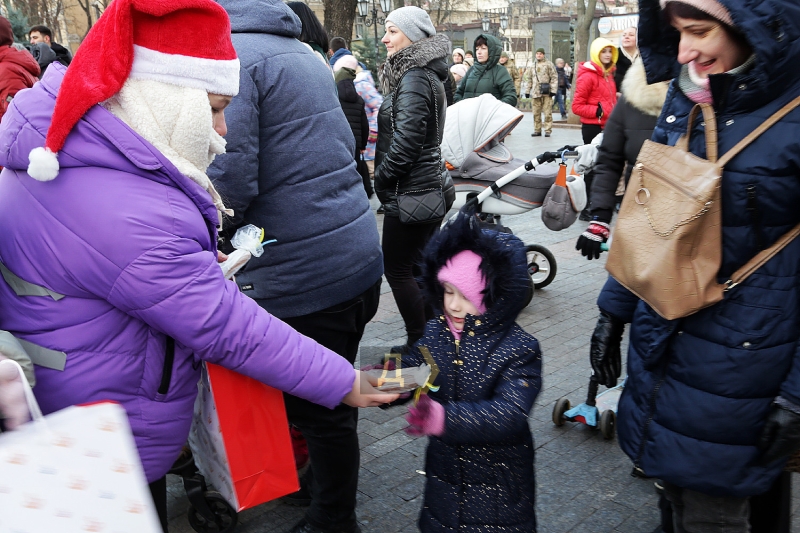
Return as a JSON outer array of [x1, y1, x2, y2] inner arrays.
[[442, 94, 565, 290]]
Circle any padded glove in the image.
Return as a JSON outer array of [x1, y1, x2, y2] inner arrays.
[[596, 103, 604, 119], [590, 310, 624, 389], [576, 221, 610, 260], [0, 357, 30, 431], [404, 395, 445, 437], [757, 397, 800, 465]]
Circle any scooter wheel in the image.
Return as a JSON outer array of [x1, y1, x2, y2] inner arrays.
[[526, 244, 557, 289], [187, 491, 238, 533], [599, 409, 616, 440], [552, 397, 570, 426]]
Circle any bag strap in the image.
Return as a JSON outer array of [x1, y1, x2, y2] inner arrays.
[[675, 103, 718, 162], [395, 68, 443, 196], [718, 94, 800, 167], [724, 221, 800, 292]]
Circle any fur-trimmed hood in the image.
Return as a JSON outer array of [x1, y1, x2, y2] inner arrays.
[[621, 57, 669, 117], [420, 211, 530, 330], [379, 34, 450, 94]]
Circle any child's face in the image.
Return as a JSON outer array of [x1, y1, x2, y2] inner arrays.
[[443, 282, 480, 328]]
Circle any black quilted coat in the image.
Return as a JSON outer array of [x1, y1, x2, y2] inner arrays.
[[401, 213, 542, 533], [375, 34, 455, 217]]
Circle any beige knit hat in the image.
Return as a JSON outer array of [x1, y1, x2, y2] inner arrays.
[[659, 0, 734, 27]]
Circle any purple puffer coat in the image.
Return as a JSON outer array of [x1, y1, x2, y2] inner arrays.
[[0, 65, 355, 482]]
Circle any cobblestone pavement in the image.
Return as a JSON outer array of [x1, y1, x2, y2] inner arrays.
[[167, 112, 799, 533]]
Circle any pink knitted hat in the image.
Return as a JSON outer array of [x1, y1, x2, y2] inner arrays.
[[659, 0, 734, 26], [437, 250, 488, 315]]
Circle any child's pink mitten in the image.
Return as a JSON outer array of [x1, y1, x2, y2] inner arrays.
[[0, 357, 30, 430], [404, 395, 445, 437]]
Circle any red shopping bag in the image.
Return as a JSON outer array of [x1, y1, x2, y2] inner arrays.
[[189, 363, 299, 511]]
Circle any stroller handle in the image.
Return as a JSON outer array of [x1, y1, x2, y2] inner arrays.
[[462, 158, 541, 210]]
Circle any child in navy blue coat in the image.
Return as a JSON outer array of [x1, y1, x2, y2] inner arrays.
[[400, 212, 542, 533]]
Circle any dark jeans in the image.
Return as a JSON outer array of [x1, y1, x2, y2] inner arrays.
[[660, 472, 791, 533], [281, 278, 381, 531], [382, 215, 439, 345], [663, 482, 750, 533], [555, 86, 567, 116]]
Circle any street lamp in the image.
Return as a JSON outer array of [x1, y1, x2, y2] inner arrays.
[[481, 16, 491, 33], [357, 0, 393, 70]]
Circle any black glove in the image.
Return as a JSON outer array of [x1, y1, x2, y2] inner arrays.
[[537, 152, 559, 164], [590, 310, 624, 389], [576, 220, 610, 260], [596, 103, 603, 119], [756, 398, 800, 465]]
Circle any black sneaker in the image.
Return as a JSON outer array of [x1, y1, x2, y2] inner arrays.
[[531, 132, 542, 137], [283, 484, 312, 506], [545, 132, 551, 137]]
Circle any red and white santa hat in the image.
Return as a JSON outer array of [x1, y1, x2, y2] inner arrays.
[[28, 0, 240, 181]]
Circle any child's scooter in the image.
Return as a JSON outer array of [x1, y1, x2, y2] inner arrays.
[[551, 243, 623, 439], [552, 374, 625, 440]]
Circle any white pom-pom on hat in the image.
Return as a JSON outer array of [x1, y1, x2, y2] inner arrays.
[[27, 147, 60, 181]]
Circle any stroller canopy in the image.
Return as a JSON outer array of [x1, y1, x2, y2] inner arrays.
[[442, 94, 524, 169]]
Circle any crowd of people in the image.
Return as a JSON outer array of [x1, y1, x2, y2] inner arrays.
[[1, 0, 800, 533]]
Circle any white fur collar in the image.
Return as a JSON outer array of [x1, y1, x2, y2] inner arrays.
[[621, 58, 669, 117]]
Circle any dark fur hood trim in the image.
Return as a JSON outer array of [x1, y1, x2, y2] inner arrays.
[[420, 211, 531, 330], [379, 34, 450, 94]]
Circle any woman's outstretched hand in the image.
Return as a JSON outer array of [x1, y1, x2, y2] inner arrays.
[[342, 369, 400, 408]]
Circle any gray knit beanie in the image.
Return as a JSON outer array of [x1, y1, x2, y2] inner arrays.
[[385, 6, 436, 42]]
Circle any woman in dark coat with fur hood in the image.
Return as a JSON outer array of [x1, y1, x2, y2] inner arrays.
[[399, 212, 542, 533], [375, 7, 455, 354]]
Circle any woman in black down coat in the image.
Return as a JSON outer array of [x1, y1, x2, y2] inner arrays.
[[375, 6, 454, 354], [334, 55, 372, 198]]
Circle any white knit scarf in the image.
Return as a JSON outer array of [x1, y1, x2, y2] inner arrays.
[[101, 78, 233, 225]]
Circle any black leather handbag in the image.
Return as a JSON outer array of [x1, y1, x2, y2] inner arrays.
[[393, 69, 446, 225]]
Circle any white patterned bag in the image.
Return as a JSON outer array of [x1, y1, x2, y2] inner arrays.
[[0, 360, 162, 533]]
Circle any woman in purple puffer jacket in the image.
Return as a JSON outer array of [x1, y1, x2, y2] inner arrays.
[[0, 0, 393, 528]]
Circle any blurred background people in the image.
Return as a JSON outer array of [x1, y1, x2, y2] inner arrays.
[[554, 57, 571, 120], [571, 37, 618, 219], [614, 26, 639, 90], [0, 17, 39, 124], [27, 24, 71, 69], [500, 50, 520, 97], [334, 55, 372, 199], [523, 47, 557, 137], [454, 34, 516, 106]]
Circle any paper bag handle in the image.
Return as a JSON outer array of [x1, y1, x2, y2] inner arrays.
[[0, 358, 43, 423]]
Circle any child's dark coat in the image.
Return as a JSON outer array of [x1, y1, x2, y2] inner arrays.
[[402, 216, 542, 533]]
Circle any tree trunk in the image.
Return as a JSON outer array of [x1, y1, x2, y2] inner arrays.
[[324, 0, 357, 47], [570, 0, 597, 108]]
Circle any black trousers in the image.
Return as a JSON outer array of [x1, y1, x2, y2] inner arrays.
[[281, 278, 382, 530], [381, 215, 439, 346], [581, 123, 603, 212], [149, 476, 169, 533]]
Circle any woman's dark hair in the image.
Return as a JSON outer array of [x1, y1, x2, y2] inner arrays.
[[662, 2, 751, 55], [475, 36, 487, 48], [287, 2, 329, 52]]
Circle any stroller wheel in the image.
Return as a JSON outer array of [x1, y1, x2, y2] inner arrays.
[[525, 244, 557, 289], [599, 410, 616, 440], [187, 491, 238, 533], [552, 397, 570, 426]]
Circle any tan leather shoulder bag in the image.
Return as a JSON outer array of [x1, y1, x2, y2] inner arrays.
[[606, 96, 800, 320]]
